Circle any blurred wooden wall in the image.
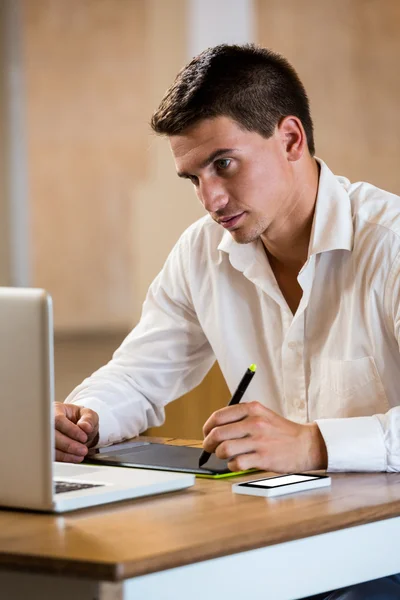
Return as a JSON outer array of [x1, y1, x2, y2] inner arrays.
[[0, 2, 10, 285], [22, 0, 148, 331], [256, 0, 400, 193]]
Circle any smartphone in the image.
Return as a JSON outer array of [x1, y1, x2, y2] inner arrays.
[[232, 473, 331, 497]]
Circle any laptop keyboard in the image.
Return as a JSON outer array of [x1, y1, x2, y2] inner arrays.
[[55, 480, 104, 494]]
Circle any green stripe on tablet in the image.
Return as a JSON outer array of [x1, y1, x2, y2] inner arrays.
[[196, 469, 258, 479]]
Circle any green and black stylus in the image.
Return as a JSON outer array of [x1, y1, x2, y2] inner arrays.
[[198, 364, 257, 468]]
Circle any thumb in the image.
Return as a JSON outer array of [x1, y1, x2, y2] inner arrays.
[[77, 409, 97, 433]]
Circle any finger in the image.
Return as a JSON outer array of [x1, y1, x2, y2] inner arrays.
[[203, 401, 270, 437], [55, 413, 88, 444], [55, 402, 81, 424], [55, 449, 86, 464], [215, 436, 256, 461], [228, 451, 260, 473], [77, 418, 94, 434], [203, 420, 249, 453], [55, 429, 88, 457], [77, 409, 98, 434], [203, 404, 250, 438]]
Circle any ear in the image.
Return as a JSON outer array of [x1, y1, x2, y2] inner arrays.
[[277, 116, 307, 161]]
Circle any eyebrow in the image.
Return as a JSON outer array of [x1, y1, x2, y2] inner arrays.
[[177, 148, 236, 178]]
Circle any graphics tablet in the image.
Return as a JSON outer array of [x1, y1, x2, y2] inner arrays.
[[86, 441, 252, 478]]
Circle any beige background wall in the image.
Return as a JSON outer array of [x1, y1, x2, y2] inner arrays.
[[133, 0, 205, 314], [22, 0, 204, 332], [0, 2, 11, 285], [23, 0, 149, 331], [256, 0, 400, 194]]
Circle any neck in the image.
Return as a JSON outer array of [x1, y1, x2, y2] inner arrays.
[[261, 158, 320, 272]]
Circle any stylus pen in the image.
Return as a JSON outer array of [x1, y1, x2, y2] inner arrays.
[[198, 363, 257, 468]]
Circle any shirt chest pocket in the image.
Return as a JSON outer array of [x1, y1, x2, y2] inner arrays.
[[320, 356, 390, 418]]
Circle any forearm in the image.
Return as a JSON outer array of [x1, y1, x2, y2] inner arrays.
[[306, 423, 328, 470], [65, 374, 166, 447]]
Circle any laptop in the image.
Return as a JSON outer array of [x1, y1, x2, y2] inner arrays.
[[0, 287, 194, 512]]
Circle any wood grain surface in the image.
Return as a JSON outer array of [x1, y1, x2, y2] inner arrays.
[[0, 438, 400, 581]]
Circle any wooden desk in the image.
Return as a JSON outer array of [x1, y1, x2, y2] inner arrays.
[[1, 437, 400, 600]]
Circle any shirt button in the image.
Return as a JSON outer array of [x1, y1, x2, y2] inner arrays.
[[288, 342, 297, 350], [294, 399, 305, 409]]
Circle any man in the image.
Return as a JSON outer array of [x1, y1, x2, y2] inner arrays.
[[55, 44, 400, 598]]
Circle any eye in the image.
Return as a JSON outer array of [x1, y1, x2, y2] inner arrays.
[[215, 158, 231, 171]]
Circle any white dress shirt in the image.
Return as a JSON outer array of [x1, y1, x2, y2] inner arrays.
[[66, 158, 400, 472]]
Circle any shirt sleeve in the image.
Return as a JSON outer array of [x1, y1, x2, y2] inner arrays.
[[316, 250, 400, 472], [315, 415, 388, 472], [65, 231, 215, 447]]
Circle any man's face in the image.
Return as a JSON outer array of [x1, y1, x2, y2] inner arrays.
[[170, 116, 296, 244]]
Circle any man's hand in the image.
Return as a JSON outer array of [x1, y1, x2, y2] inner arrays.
[[54, 402, 99, 463], [202, 401, 328, 473]]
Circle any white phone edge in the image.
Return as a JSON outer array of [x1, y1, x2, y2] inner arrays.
[[232, 475, 331, 497]]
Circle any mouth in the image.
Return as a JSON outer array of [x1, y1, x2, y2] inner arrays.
[[218, 212, 245, 229]]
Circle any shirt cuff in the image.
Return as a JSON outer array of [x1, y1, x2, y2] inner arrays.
[[66, 397, 121, 448], [315, 416, 387, 472]]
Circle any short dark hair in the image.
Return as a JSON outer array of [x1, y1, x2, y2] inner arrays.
[[151, 43, 315, 156]]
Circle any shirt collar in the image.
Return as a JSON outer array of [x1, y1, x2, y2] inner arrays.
[[217, 157, 354, 268], [217, 226, 261, 272], [308, 157, 353, 257]]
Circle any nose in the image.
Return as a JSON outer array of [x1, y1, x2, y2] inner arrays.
[[198, 178, 229, 214]]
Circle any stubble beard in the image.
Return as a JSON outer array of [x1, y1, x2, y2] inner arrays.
[[230, 217, 267, 245]]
